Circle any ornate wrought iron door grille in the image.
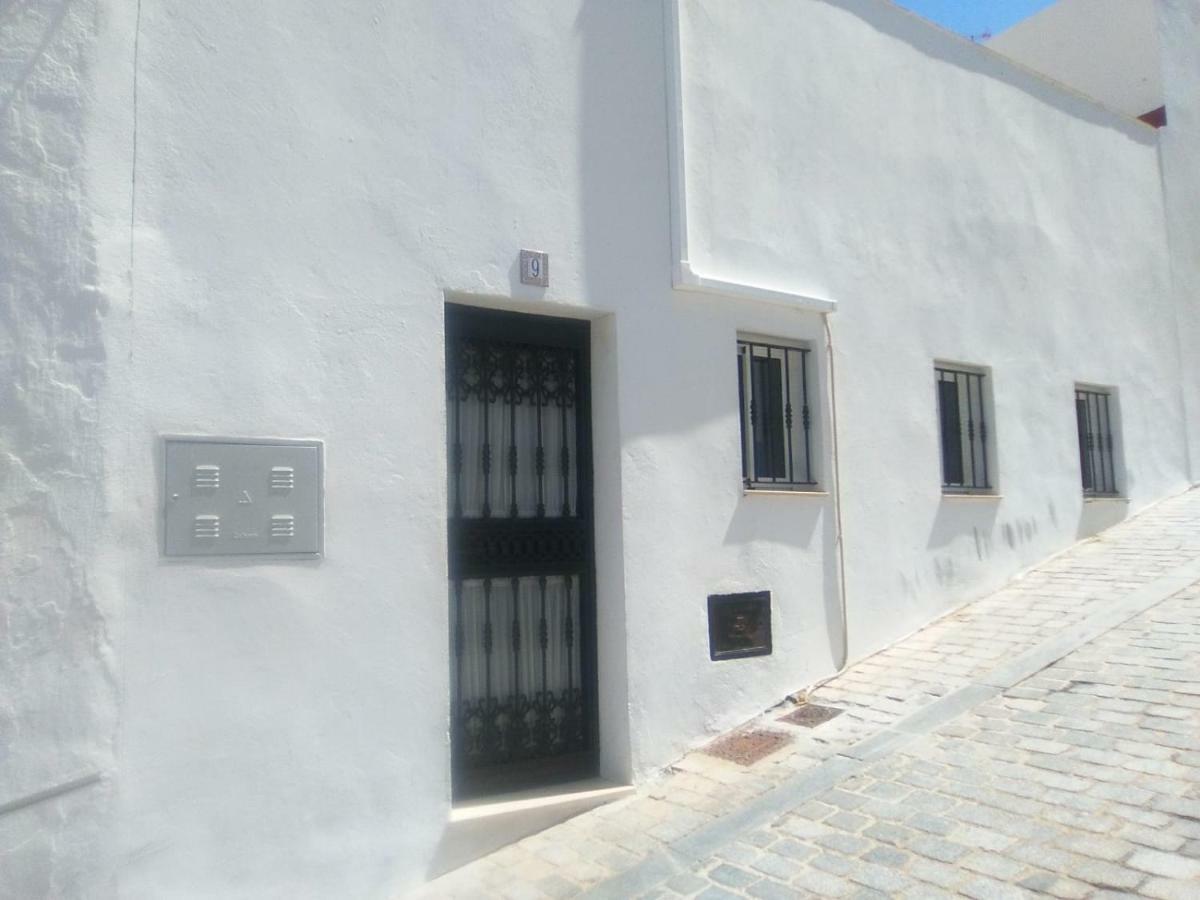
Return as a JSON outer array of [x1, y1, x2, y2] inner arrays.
[[1075, 387, 1118, 496], [936, 365, 992, 492], [446, 305, 596, 797]]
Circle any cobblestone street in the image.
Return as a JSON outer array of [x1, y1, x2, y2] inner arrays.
[[416, 491, 1200, 899]]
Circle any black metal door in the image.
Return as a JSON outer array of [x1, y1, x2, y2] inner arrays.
[[445, 304, 597, 799]]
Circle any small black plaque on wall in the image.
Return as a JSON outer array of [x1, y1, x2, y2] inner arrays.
[[708, 591, 772, 661]]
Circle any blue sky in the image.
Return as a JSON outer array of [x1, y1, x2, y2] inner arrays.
[[893, 0, 1058, 39]]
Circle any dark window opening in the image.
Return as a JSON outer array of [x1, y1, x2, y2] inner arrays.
[[737, 340, 816, 490], [751, 355, 786, 479], [1076, 387, 1118, 496], [936, 366, 991, 492]]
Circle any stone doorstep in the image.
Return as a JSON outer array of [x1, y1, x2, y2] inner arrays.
[[419, 779, 636, 888]]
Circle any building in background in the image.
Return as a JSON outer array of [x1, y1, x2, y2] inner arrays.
[[2, 0, 1198, 895], [986, 0, 1167, 124]]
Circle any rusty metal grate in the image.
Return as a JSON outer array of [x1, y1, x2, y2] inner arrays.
[[701, 730, 791, 766], [779, 703, 844, 728]]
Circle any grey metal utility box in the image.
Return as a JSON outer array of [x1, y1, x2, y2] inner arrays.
[[163, 436, 323, 557]]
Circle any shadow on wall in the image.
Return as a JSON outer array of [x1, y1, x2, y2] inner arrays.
[[901, 551, 969, 594], [723, 493, 840, 665], [1077, 498, 1129, 538], [824, 0, 1155, 140], [922, 487, 1130, 587], [573, 0, 669, 791], [424, 0, 678, 879], [927, 498, 1001, 556], [1000, 516, 1040, 551], [723, 494, 826, 549], [918, 498, 1051, 598], [928, 496, 1052, 557]]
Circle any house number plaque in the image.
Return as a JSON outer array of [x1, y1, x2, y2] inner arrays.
[[520, 249, 549, 287]]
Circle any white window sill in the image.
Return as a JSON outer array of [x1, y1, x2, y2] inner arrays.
[[941, 491, 1002, 500], [1084, 494, 1129, 503], [744, 488, 829, 497]]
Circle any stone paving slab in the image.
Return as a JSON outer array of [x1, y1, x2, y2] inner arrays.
[[412, 489, 1200, 898], [647, 587, 1200, 900]]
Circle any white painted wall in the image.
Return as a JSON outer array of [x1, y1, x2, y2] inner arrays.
[[986, 0, 1164, 118], [1158, 0, 1200, 474], [82, 3, 675, 896], [1, 1, 117, 895], [2, 0, 1196, 895], [679, 0, 1190, 660]]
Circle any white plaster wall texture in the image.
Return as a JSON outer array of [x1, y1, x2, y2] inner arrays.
[[615, 300, 840, 776], [2, 0, 1196, 895], [1158, 0, 1200, 477], [0, 0, 116, 896], [84, 2, 672, 896], [679, 0, 1191, 660]]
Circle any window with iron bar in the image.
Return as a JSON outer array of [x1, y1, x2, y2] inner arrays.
[[1075, 386, 1119, 496], [737, 338, 817, 490], [935, 364, 992, 492]]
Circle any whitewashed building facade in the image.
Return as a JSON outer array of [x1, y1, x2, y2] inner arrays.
[[3, 0, 1199, 895]]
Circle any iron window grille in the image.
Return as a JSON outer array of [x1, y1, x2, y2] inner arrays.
[[737, 339, 816, 490], [1075, 387, 1119, 496], [935, 365, 992, 492]]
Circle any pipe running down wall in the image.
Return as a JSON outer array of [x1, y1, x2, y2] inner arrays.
[[661, 0, 850, 671]]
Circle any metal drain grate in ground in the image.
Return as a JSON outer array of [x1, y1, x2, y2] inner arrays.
[[701, 729, 792, 766], [779, 703, 844, 728]]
